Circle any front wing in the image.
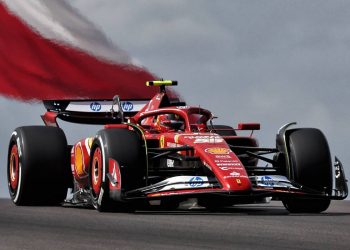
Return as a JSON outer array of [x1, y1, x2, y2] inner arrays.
[[123, 158, 348, 201]]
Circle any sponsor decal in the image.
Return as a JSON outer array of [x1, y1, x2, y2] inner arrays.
[[219, 166, 243, 171], [167, 142, 177, 148], [223, 172, 241, 179], [219, 166, 234, 171], [90, 102, 101, 112], [121, 101, 133, 111], [159, 135, 165, 148], [217, 163, 242, 167], [156, 176, 209, 191], [214, 159, 239, 163], [205, 147, 231, 155], [230, 171, 240, 177], [183, 135, 224, 144], [188, 176, 204, 187], [261, 176, 274, 187], [215, 155, 231, 159], [167, 159, 174, 168], [254, 175, 293, 188], [224, 176, 240, 179]]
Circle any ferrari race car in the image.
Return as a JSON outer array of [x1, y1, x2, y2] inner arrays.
[[7, 81, 348, 213]]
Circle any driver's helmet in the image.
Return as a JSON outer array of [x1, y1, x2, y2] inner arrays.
[[155, 114, 183, 132]]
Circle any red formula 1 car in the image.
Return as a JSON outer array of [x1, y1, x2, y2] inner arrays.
[[7, 81, 348, 213]]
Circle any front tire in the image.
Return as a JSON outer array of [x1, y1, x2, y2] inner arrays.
[[282, 128, 332, 213], [89, 128, 144, 212], [282, 198, 330, 213]]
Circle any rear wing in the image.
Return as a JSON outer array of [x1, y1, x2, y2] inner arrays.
[[42, 99, 149, 125], [42, 80, 182, 126]]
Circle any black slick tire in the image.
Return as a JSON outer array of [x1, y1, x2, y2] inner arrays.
[[7, 126, 70, 205], [89, 128, 144, 212], [282, 128, 332, 213]]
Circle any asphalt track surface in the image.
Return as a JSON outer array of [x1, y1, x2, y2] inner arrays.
[[0, 199, 349, 250]]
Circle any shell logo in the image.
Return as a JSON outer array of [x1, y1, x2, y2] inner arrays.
[[205, 147, 230, 155]]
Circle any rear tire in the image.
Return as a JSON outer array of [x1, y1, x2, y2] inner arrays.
[[282, 128, 332, 213], [89, 128, 144, 212], [7, 126, 70, 205]]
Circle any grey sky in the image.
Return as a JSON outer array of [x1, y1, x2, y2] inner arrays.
[[1, 0, 349, 197]]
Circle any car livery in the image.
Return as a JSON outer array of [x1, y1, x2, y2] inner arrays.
[[7, 80, 348, 213]]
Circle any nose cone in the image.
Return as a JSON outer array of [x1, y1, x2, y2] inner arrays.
[[195, 144, 252, 191], [221, 174, 251, 191], [176, 133, 252, 192]]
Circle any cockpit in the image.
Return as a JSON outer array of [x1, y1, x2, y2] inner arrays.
[[138, 107, 213, 133]]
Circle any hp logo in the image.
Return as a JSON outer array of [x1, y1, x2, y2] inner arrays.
[[261, 176, 274, 187], [122, 101, 133, 111], [189, 176, 204, 187], [90, 102, 101, 112]]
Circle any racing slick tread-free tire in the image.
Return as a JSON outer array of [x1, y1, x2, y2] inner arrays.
[[282, 128, 332, 213], [90, 128, 144, 212], [7, 126, 70, 206]]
